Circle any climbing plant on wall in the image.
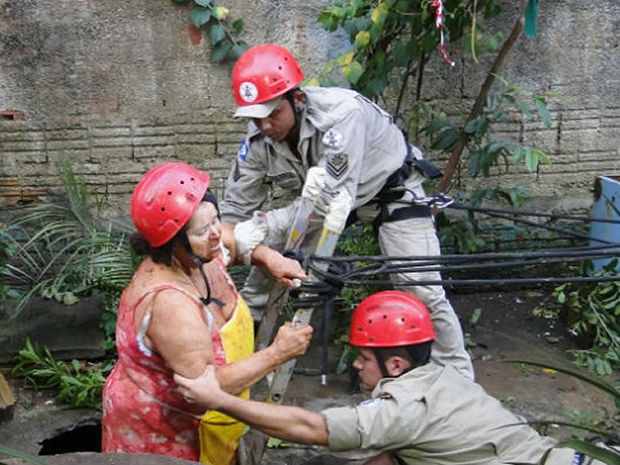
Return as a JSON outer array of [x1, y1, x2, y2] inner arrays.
[[170, 0, 248, 63]]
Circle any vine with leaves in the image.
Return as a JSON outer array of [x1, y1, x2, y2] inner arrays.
[[171, 0, 248, 63]]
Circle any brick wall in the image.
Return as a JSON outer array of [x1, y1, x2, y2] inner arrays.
[[0, 114, 245, 216], [0, 0, 618, 220]]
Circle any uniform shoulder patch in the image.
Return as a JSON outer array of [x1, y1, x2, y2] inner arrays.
[[326, 153, 348, 179], [237, 139, 249, 162], [321, 127, 344, 151]]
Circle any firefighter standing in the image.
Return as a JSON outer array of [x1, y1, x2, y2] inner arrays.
[[221, 43, 473, 380]]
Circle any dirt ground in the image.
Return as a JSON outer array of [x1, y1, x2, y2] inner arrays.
[[1, 287, 617, 465]]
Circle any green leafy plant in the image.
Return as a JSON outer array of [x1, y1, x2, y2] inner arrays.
[[335, 224, 382, 312], [316, 0, 502, 103], [0, 445, 47, 465], [171, 0, 248, 63], [11, 338, 111, 410], [314, 2, 559, 254], [1, 157, 136, 321], [428, 75, 561, 254], [508, 355, 619, 465], [0, 225, 21, 302], [426, 77, 553, 180], [553, 261, 620, 376]]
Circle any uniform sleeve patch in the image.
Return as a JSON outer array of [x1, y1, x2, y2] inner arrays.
[[322, 128, 344, 150], [326, 153, 348, 179], [237, 139, 249, 162]]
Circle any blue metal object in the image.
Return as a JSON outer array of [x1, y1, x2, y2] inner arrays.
[[589, 175, 620, 272]]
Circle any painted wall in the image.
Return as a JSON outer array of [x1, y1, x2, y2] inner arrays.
[[0, 0, 618, 218]]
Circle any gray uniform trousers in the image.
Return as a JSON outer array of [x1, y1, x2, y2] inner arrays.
[[241, 175, 475, 381]]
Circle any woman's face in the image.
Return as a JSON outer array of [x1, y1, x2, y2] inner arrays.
[[185, 201, 222, 261]]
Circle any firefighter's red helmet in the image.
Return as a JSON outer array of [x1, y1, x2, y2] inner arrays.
[[231, 43, 304, 118], [349, 291, 436, 347], [130, 162, 210, 247]]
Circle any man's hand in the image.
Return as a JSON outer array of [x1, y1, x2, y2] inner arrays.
[[174, 365, 223, 409], [253, 245, 308, 287]]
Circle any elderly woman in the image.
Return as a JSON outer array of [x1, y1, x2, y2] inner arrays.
[[101, 162, 312, 465]]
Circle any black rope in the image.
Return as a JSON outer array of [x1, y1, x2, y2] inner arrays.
[[304, 244, 620, 289], [444, 202, 620, 225], [306, 194, 620, 287], [462, 207, 605, 244], [313, 244, 620, 265]]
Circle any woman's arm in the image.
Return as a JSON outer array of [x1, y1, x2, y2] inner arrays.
[[175, 365, 329, 446], [214, 322, 312, 394], [146, 281, 311, 395], [146, 291, 213, 379]]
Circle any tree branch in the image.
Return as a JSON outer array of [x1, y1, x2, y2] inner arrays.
[[436, 16, 525, 193]]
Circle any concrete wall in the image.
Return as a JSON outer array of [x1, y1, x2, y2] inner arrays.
[[0, 0, 618, 218]]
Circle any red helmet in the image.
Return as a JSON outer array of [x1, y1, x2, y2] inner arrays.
[[231, 43, 304, 118], [349, 291, 436, 347], [130, 162, 210, 248]]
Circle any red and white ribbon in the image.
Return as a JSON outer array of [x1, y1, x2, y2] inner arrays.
[[431, 0, 456, 67]]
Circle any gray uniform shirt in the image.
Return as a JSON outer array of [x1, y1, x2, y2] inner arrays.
[[322, 362, 575, 465], [220, 86, 419, 224]]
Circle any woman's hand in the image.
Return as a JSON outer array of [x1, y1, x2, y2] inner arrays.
[[270, 322, 313, 364]]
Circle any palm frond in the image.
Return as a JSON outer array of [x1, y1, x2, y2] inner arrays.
[[2, 155, 136, 319]]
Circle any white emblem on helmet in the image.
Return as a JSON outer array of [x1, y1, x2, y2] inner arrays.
[[239, 82, 259, 103]]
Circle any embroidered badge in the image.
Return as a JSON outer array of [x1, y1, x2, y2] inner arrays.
[[239, 82, 258, 103], [326, 153, 348, 179], [321, 128, 344, 150], [237, 139, 249, 162]]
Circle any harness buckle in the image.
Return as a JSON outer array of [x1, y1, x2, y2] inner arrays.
[[414, 193, 454, 209]]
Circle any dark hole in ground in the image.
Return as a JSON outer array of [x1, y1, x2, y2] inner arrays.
[[38, 418, 102, 455]]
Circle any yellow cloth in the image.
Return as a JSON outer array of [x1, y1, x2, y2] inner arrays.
[[199, 297, 254, 465]]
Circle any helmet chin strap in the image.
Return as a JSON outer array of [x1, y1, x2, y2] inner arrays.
[[373, 349, 392, 379], [190, 254, 225, 308], [284, 90, 305, 136]]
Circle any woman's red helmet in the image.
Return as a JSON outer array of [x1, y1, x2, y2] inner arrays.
[[231, 43, 304, 118], [130, 162, 210, 247], [349, 291, 436, 347]]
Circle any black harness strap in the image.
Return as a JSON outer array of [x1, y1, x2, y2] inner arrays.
[[372, 204, 432, 232]]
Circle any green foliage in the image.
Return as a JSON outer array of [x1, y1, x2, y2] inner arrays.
[[1, 157, 135, 321], [508, 356, 619, 465], [333, 224, 386, 341], [426, 77, 554, 179], [0, 225, 21, 302], [0, 445, 47, 465], [172, 0, 248, 64], [315, 1, 558, 254], [427, 77, 561, 254], [11, 338, 112, 410], [316, 0, 502, 106], [553, 261, 620, 376]]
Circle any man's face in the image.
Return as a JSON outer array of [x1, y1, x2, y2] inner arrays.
[[352, 347, 384, 391], [252, 98, 295, 142]]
